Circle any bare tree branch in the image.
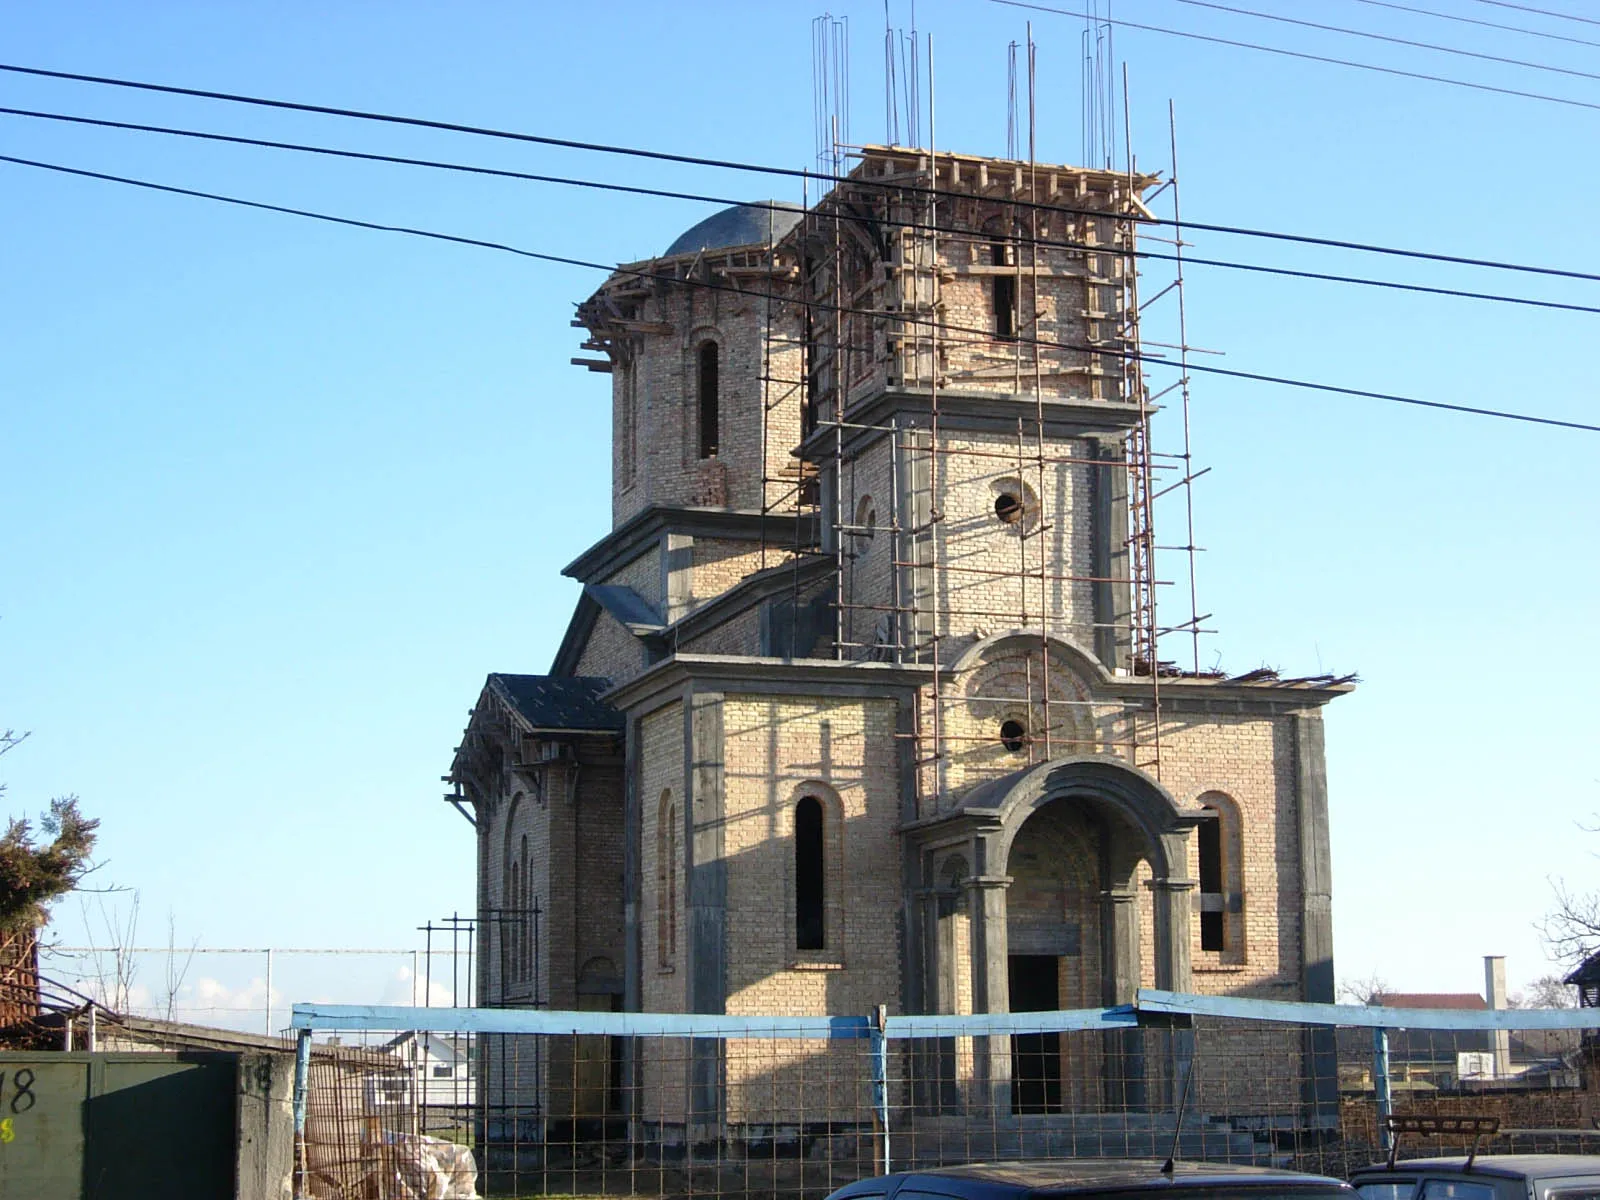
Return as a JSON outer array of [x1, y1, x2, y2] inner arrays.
[[1541, 814, 1600, 967], [1510, 974, 1578, 1008], [1338, 970, 1391, 1006], [162, 910, 199, 1023]]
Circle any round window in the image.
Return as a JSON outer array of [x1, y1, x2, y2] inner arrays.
[[999, 719, 1028, 753], [994, 493, 1024, 524]]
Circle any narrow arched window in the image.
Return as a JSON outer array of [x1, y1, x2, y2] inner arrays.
[[619, 360, 638, 490], [697, 342, 719, 458], [1197, 810, 1224, 951], [802, 310, 819, 438], [667, 811, 677, 960], [795, 796, 825, 950], [520, 834, 532, 981], [507, 859, 521, 981], [991, 241, 1017, 341], [657, 792, 677, 968]]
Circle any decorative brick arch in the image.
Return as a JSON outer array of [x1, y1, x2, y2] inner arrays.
[[927, 754, 1206, 1003], [990, 757, 1197, 879]]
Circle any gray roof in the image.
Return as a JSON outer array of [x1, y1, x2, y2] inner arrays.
[[585, 583, 663, 633], [487, 674, 622, 732], [663, 202, 803, 257]]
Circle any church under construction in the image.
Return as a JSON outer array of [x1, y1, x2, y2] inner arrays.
[[447, 135, 1351, 1143]]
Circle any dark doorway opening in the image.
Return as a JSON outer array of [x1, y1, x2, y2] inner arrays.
[[1008, 954, 1062, 1114]]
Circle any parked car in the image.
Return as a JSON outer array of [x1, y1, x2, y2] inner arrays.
[[1349, 1156, 1600, 1200], [825, 1160, 1357, 1200]]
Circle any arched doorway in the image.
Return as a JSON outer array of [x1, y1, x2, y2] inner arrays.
[[1005, 800, 1104, 1112]]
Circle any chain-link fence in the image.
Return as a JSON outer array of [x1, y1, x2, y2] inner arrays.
[[287, 992, 1600, 1200]]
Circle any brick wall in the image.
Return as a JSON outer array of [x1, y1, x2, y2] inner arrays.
[[607, 283, 804, 528], [717, 692, 902, 1124], [574, 610, 644, 684], [689, 538, 772, 607], [1158, 710, 1305, 996]]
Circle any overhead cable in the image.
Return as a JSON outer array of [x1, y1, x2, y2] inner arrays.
[[5, 151, 1596, 435], [992, 0, 1600, 117], [2, 59, 1598, 285], [1470, 0, 1600, 29], [1347, 0, 1600, 49], [1173, 0, 1600, 83], [6, 104, 1595, 317]]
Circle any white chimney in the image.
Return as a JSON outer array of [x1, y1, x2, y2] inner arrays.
[[1485, 955, 1510, 1078]]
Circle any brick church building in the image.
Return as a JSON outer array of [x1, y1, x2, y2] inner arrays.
[[447, 144, 1350, 1137]]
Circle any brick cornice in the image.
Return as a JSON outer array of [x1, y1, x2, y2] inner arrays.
[[562, 505, 820, 585], [605, 653, 933, 716]]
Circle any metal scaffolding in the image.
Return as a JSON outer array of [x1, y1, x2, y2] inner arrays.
[[753, 50, 1207, 797]]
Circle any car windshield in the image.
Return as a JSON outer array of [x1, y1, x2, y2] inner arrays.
[[1418, 1182, 1496, 1200], [1356, 1183, 1416, 1200], [1047, 1187, 1353, 1200]]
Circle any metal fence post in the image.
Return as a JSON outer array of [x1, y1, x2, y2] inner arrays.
[[1373, 1026, 1392, 1153], [292, 1025, 313, 1193], [871, 1004, 890, 1174]]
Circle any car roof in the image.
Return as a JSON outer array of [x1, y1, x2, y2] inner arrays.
[[1351, 1156, 1600, 1182], [830, 1159, 1351, 1197]]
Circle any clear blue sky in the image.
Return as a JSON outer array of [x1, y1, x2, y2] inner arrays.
[[4, 0, 1597, 1019]]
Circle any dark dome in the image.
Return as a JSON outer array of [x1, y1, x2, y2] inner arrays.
[[664, 202, 803, 257]]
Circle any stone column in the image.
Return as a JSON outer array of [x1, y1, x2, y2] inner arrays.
[[909, 884, 943, 1111], [1100, 888, 1141, 1006], [1294, 713, 1339, 1127], [1149, 876, 1196, 994], [1149, 873, 1196, 1113], [967, 874, 1011, 1116], [1100, 887, 1145, 1111]]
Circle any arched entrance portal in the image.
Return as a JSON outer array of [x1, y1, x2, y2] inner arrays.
[[1005, 801, 1103, 1112], [1003, 794, 1157, 1112], [910, 756, 1203, 1115]]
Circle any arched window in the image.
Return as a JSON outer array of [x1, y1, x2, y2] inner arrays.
[[507, 859, 521, 982], [520, 834, 532, 982], [1196, 793, 1245, 957], [697, 342, 719, 459], [657, 792, 677, 968], [618, 359, 638, 490], [795, 796, 826, 950], [802, 309, 819, 438], [991, 240, 1017, 341], [1197, 812, 1224, 951], [852, 494, 876, 549]]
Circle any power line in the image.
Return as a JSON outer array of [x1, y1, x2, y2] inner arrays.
[[1470, 0, 1600, 30], [5, 151, 1596, 436], [1346, 0, 1600, 50], [3, 59, 1599, 286], [1174, 0, 1600, 82], [994, 0, 1600, 116], [7, 103, 1596, 317]]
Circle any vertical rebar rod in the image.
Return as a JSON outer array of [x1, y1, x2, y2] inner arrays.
[[1028, 22, 1054, 762], [927, 35, 945, 800], [889, 414, 903, 665], [1168, 101, 1202, 675], [834, 185, 847, 660], [1121, 63, 1160, 778]]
